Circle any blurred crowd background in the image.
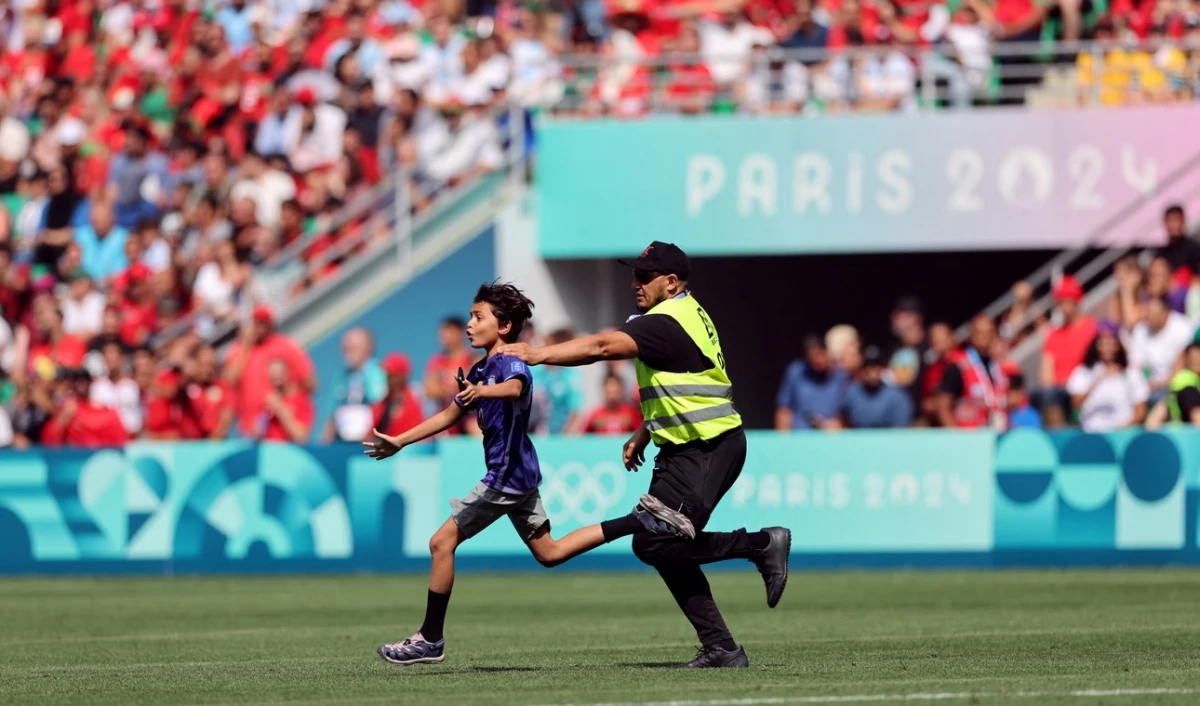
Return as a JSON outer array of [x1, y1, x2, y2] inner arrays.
[[1, 0, 1199, 446]]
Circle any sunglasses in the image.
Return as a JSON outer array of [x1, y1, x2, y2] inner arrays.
[[633, 269, 665, 285]]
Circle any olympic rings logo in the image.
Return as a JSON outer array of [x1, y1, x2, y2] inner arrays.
[[540, 461, 628, 525]]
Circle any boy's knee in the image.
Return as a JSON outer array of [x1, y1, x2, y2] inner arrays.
[[530, 543, 563, 568], [429, 531, 456, 557]]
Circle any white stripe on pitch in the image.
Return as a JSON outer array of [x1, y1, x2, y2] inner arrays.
[[530, 687, 1198, 706]]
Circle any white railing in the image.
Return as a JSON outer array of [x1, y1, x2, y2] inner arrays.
[[550, 38, 1200, 115]]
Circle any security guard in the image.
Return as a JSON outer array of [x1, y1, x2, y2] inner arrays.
[[499, 241, 791, 669]]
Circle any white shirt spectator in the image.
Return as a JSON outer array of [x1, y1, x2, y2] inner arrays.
[[282, 104, 348, 173], [1126, 311, 1195, 385], [946, 23, 992, 84], [62, 290, 106, 338], [91, 376, 144, 435], [1066, 363, 1150, 432], [230, 168, 296, 229], [425, 113, 504, 182], [420, 36, 467, 92], [859, 51, 917, 110], [744, 61, 809, 112], [0, 316, 13, 373], [193, 262, 238, 319], [508, 39, 560, 106], [0, 404, 12, 448], [142, 236, 173, 273], [699, 20, 773, 85], [0, 114, 31, 163]]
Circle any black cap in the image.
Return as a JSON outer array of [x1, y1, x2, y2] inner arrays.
[[618, 241, 691, 280], [862, 345, 886, 367]]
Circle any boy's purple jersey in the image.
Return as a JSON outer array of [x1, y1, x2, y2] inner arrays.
[[455, 353, 541, 494]]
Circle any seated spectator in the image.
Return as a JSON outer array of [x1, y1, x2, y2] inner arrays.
[[324, 327, 387, 443], [61, 273, 106, 340], [843, 346, 913, 428], [1109, 254, 1146, 330], [1006, 373, 1042, 429], [781, 0, 830, 53], [664, 24, 718, 115], [9, 377, 54, 449], [1067, 325, 1149, 432], [826, 324, 862, 376], [936, 315, 1013, 429], [921, 0, 995, 109], [425, 316, 474, 422], [255, 358, 316, 443], [699, 5, 773, 89], [1126, 294, 1195, 404], [1153, 204, 1198, 277], [1038, 275, 1097, 428], [144, 368, 205, 441], [887, 296, 928, 411], [22, 295, 88, 381], [192, 241, 250, 339], [581, 374, 643, 435], [183, 345, 236, 440], [775, 334, 850, 430], [1146, 343, 1200, 428], [90, 339, 143, 436], [372, 352, 425, 439], [918, 322, 957, 424], [74, 201, 130, 283], [225, 306, 316, 438], [41, 368, 129, 448]]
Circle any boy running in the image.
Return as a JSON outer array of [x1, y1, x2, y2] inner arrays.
[[364, 282, 684, 665]]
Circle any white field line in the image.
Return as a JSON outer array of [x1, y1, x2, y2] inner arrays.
[[4, 620, 1200, 648], [530, 688, 1199, 706]]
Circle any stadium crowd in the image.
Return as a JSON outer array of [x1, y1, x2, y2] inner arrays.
[[774, 204, 1200, 433]]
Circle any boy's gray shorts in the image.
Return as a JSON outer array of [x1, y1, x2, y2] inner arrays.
[[450, 482, 549, 540]]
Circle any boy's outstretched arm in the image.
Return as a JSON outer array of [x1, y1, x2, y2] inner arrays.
[[363, 404, 464, 459]]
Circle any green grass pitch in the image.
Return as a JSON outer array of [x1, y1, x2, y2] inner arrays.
[[3, 569, 1200, 706]]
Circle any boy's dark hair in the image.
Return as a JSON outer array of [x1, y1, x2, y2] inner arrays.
[[474, 282, 534, 343], [1165, 204, 1185, 219]]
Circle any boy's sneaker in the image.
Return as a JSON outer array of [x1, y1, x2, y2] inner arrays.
[[635, 493, 696, 539], [378, 632, 445, 665]]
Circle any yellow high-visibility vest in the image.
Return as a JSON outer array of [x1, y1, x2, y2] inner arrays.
[[634, 294, 742, 446]]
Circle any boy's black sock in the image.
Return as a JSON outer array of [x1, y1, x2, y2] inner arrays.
[[600, 514, 643, 542], [419, 590, 451, 643]]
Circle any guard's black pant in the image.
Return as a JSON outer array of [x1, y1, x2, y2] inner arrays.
[[631, 427, 755, 648]]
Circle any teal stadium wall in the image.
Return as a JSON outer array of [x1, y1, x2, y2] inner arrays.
[[1, 428, 1198, 575]]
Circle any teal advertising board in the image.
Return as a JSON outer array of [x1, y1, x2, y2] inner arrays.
[[536, 106, 1200, 257], [1, 429, 1198, 575]]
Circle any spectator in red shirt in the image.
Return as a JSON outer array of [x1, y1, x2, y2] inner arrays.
[[225, 305, 316, 437], [580, 374, 643, 435], [144, 368, 206, 440], [23, 294, 88, 381], [424, 316, 473, 419], [371, 352, 424, 439], [919, 322, 957, 425], [184, 344, 236, 440], [117, 263, 159, 348], [41, 368, 130, 448], [1038, 275, 1097, 428], [256, 358, 316, 443]]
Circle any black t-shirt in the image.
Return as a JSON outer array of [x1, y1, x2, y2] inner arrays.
[[620, 314, 711, 374], [1177, 386, 1200, 420], [1157, 236, 1200, 274], [937, 354, 996, 399]]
